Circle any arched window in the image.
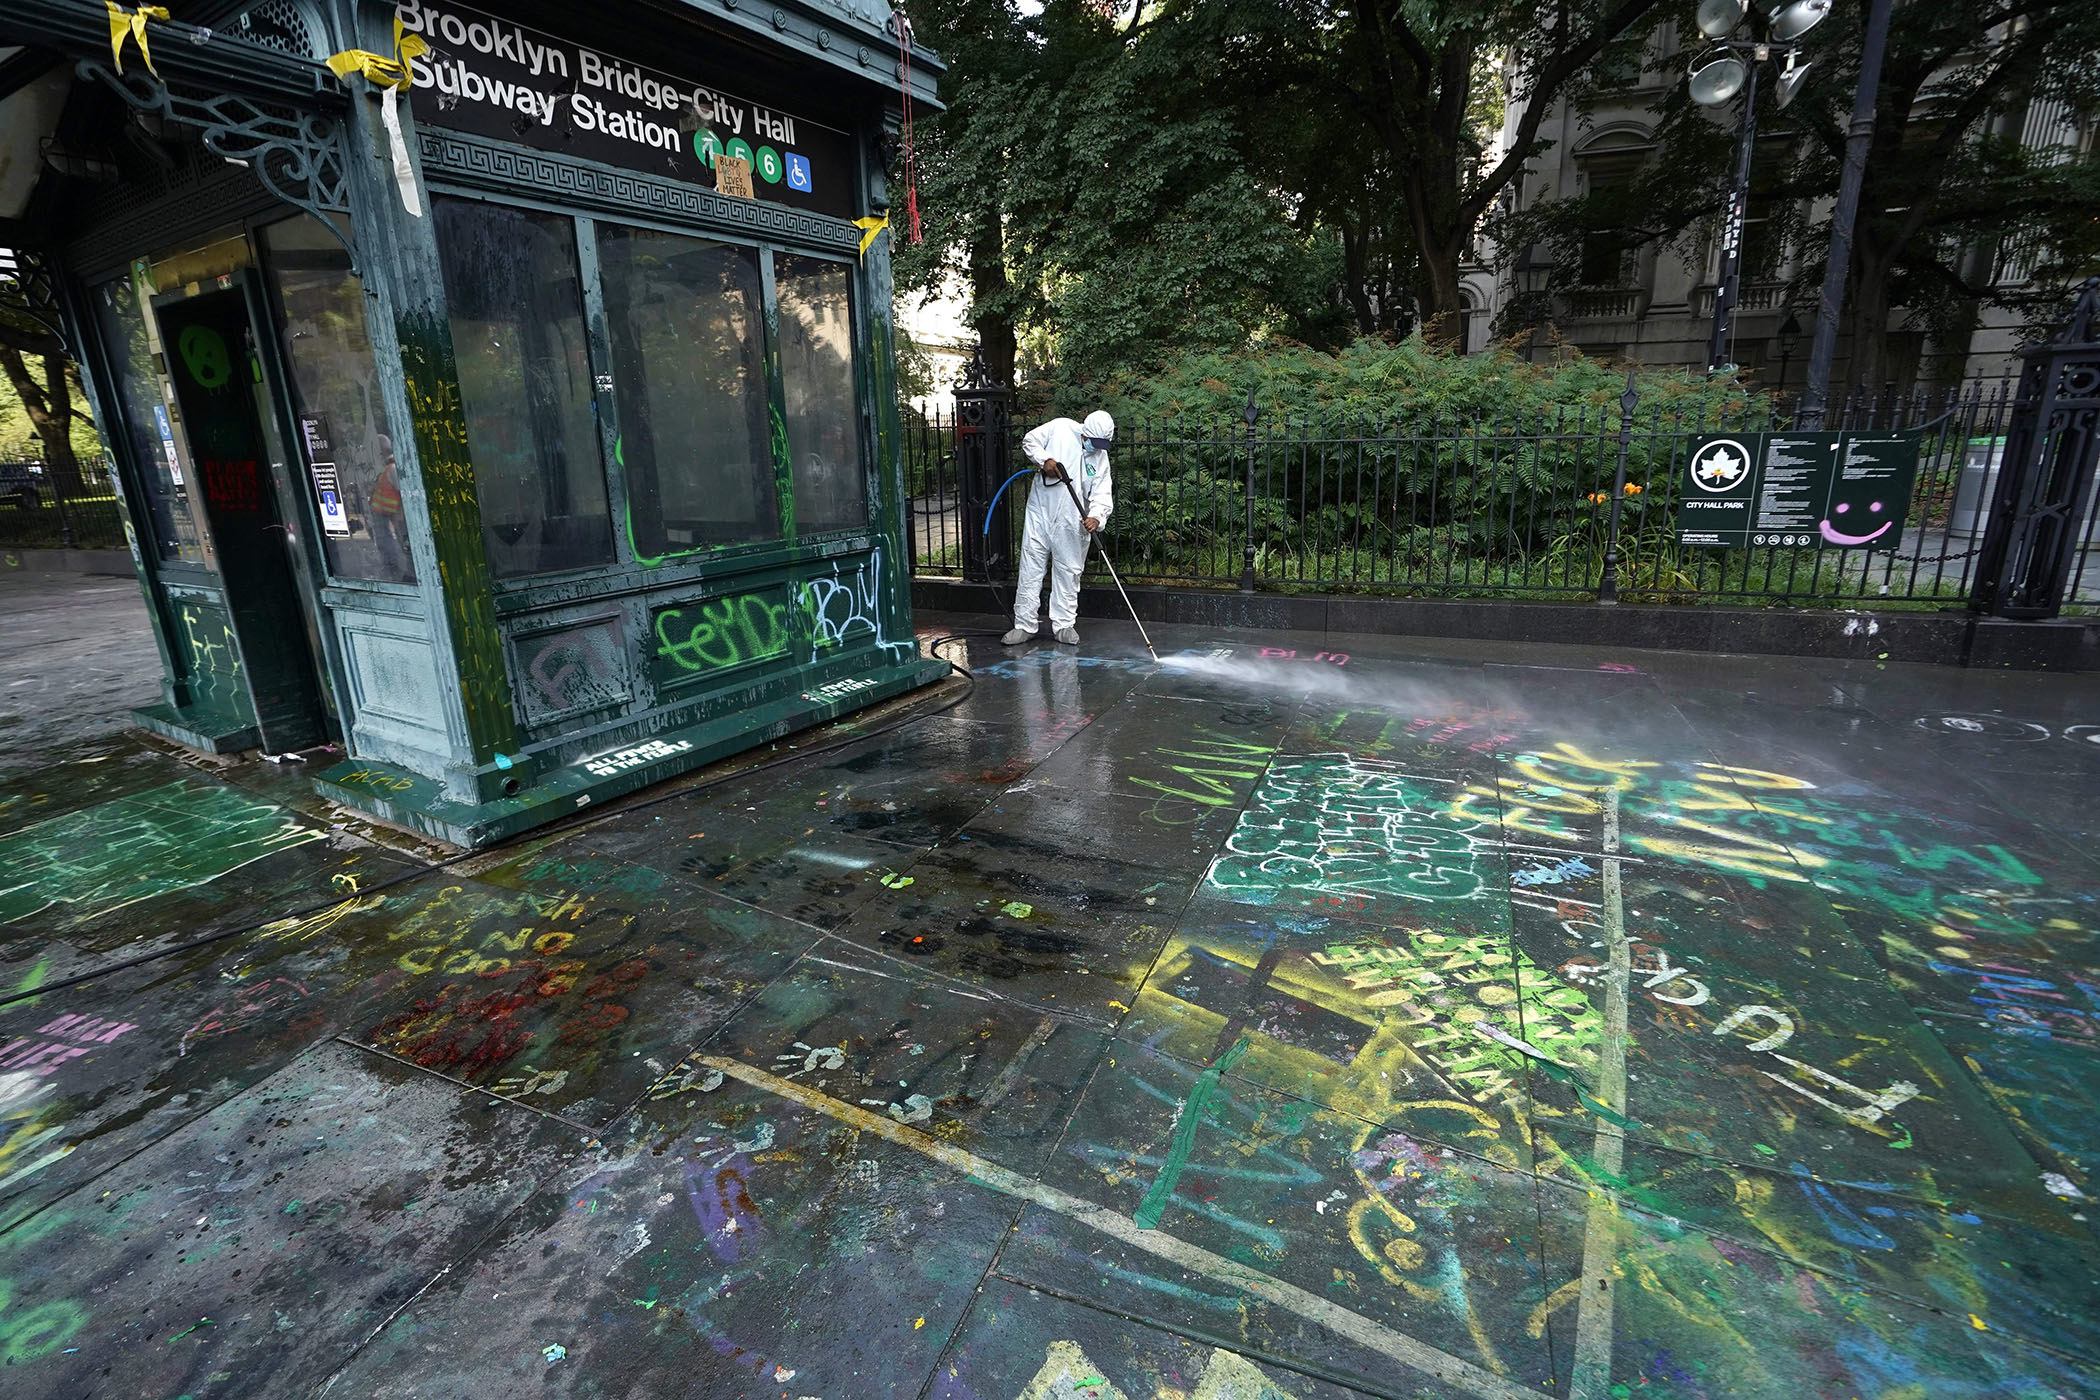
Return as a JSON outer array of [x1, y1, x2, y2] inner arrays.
[[1574, 128, 1655, 288]]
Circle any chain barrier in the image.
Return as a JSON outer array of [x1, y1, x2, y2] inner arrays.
[[1886, 542, 1984, 564]]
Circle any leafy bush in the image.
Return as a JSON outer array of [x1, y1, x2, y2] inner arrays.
[[904, 339, 1944, 603], [1023, 335, 1765, 429], [1003, 341, 1775, 579]]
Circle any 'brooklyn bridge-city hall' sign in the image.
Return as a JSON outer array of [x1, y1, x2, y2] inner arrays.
[[394, 0, 857, 218]]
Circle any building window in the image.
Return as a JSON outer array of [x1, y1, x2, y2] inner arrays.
[[775, 254, 864, 533], [598, 224, 777, 558], [1737, 140, 1793, 283], [259, 215, 416, 584], [1737, 200, 1777, 282], [1575, 142, 1650, 287], [433, 196, 614, 579]]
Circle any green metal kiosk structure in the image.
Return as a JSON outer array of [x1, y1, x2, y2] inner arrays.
[[1, 0, 947, 846]]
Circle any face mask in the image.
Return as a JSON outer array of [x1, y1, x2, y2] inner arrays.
[[1084, 437, 1111, 453]]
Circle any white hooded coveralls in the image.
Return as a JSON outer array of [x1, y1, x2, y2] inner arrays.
[[1014, 417, 1114, 633]]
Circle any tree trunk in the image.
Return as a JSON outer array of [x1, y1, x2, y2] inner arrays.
[[967, 217, 1016, 388], [1400, 159, 1469, 350], [1413, 236, 1468, 350], [0, 341, 88, 496], [1846, 244, 1894, 405], [1339, 223, 1378, 336]]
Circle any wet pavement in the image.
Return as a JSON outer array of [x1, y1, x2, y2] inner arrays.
[[1, 576, 2097, 1398]]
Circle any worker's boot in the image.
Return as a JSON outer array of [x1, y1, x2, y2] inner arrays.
[[1053, 626, 1080, 645], [1001, 627, 1037, 646]]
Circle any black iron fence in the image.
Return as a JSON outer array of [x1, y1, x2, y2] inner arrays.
[[903, 379, 2068, 608], [0, 456, 128, 551]]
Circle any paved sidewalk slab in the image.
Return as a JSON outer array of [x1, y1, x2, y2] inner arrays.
[[0, 594, 2095, 1397]]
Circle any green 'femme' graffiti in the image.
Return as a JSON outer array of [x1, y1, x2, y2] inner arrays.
[[653, 593, 795, 676], [0, 780, 323, 925], [649, 557, 896, 679]]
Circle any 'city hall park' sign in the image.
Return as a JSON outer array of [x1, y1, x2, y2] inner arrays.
[[396, 1, 856, 220], [1675, 431, 1920, 550]]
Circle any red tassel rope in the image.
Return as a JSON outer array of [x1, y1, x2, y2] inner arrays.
[[898, 10, 923, 243]]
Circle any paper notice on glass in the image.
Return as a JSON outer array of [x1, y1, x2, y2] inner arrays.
[[311, 464, 350, 536], [298, 414, 351, 536], [715, 154, 756, 200]]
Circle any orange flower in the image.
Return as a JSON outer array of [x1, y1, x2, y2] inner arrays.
[[1623, 482, 1643, 495]]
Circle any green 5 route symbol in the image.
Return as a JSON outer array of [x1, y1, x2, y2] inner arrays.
[[693, 131, 789, 185]]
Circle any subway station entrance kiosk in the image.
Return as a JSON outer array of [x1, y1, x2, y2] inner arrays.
[[1, 0, 945, 845]]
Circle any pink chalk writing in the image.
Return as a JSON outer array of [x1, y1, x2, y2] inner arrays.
[[180, 977, 313, 1056], [0, 1013, 139, 1075], [1257, 648, 1349, 664]]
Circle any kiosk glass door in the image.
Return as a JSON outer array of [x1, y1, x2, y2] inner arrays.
[[152, 285, 332, 753]]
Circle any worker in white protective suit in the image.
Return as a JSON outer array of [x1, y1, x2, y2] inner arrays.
[[1005, 410, 1115, 645]]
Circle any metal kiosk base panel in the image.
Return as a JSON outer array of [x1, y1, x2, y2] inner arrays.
[[309, 655, 950, 849], [130, 702, 261, 757]]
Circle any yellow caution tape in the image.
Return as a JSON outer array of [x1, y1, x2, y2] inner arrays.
[[325, 16, 428, 91], [327, 18, 432, 217], [106, 3, 171, 77], [852, 214, 888, 260]]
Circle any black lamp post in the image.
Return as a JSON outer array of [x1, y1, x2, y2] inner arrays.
[[1515, 243, 1555, 362], [1775, 310, 1803, 389], [1689, 0, 1831, 374]]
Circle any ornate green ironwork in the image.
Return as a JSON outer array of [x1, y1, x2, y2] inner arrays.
[[75, 58, 357, 269]]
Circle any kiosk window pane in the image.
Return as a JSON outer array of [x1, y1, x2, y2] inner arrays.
[[598, 225, 776, 553], [776, 256, 864, 532], [259, 215, 416, 584], [91, 272, 208, 566], [433, 198, 613, 579]]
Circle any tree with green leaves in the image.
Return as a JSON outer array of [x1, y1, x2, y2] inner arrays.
[[893, 0, 1035, 386], [1218, 0, 1671, 345], [1504, 0, 2100, 389], [0, 256, 89, 497], [896, 0, 1335, 382], [1818, 0, 2100, 386]]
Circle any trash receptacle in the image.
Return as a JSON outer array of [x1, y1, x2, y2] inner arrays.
[[1949, 436, 2005, 540]]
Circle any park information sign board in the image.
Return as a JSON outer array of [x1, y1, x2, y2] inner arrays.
[[396, 1, 855, 219], [1676, 431, 1919, 550]]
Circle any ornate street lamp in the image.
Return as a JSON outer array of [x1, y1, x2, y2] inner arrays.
[[1515, 242, 1555, 362], [1775, 310, 1803, 389]]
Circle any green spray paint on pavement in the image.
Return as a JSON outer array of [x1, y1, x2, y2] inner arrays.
[[1134, 1037, 1252, 1230], [0, 780, 322, 926]]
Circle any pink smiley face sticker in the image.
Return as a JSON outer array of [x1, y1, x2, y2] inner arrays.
[[1819, 499, 1893, 545]]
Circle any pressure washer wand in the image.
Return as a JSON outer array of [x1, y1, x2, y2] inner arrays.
[[1054, 468, 1158, 662]]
